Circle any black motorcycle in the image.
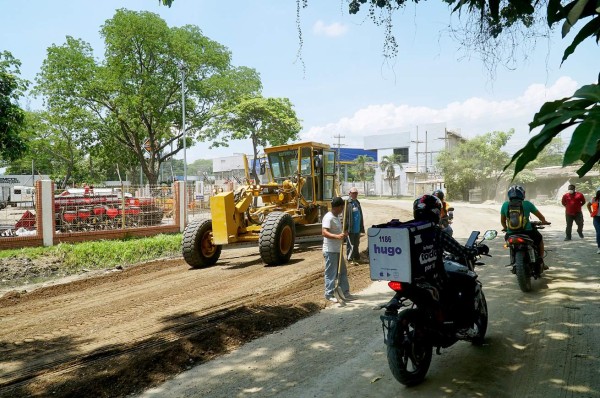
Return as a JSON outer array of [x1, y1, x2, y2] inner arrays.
[[505, 220, 550, 292], [377, 229, 497, 386]]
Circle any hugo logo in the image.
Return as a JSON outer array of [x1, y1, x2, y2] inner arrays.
[[373, 244, 402, 257]]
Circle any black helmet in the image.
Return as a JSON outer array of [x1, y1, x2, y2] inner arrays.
[[413, 194, 442, 223], [432, 189, 445, 200], [507, 185, 525, 200]]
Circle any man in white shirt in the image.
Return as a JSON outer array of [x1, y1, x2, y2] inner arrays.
[[322, 196, 350, 302]]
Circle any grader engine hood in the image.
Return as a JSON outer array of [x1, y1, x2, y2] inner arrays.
[[210, 191, 238, 245]]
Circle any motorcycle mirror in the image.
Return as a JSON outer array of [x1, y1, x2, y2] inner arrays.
[[447, 207, 455, 211], [483, 230, 498, 240]]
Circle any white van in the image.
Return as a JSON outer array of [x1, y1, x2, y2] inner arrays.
[[5, 186, 35, 208]]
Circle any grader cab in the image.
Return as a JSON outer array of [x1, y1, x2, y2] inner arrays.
[[182, 141, 338, 267]]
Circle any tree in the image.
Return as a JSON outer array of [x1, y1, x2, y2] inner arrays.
[[379, 154, 403, 196], [188, 158, 213, 178], [344, 0, 600, 179], [437, 131, 513, 200], [34, 9, 261, 186], [351, 155, 375, 195], [161, 1, 599, 178], [206, 96, 301, 182], [6, 110, 95, 188], [0, 51, 29, 163]]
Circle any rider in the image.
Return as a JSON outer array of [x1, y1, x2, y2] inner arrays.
[[413, 194, 476, 286], [433, 189, 453, 236], [500, 185, 550, 269]]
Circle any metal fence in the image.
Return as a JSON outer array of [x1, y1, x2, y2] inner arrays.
[[0, 184, 179, 238]]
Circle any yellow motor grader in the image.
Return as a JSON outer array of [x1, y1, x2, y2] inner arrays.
[[182, 141, 339, 267]]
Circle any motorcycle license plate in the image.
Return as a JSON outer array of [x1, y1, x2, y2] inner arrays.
[[380, 314, 398, 346]]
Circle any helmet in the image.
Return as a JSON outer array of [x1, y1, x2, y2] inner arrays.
[[507, 185, 525, 200], [413, 194, 442, 223], [432, 189, 444, 200]]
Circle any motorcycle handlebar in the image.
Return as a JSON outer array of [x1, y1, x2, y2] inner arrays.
[[502, 221, 550, 232]]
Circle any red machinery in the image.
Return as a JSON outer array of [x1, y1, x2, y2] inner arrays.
[[54, 188, 163, 232]]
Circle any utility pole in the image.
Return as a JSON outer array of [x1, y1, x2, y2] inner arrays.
[[411, 126, 423, 196], [425, 130, 428, 172], [333, 133, 346, 182], [179, 61, 188, 224]]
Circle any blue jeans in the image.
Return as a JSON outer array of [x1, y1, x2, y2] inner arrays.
[[323, 251, 350, 298], [594, 216, 600, 248]]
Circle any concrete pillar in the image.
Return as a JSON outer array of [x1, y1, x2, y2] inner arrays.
[[40, 180, 54, 246]]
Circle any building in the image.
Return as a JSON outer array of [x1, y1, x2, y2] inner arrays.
[[364, 123, 464, 196], [0, 174, 50, 205]]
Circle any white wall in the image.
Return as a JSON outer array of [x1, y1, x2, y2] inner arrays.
[[212, 155, 246, 173], [364, 123, 452, 196]]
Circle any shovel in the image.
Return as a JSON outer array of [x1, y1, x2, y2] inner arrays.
[[333, 197, 348, 303]]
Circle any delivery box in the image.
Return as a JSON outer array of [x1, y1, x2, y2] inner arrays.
[[368, 220, 437, 282]]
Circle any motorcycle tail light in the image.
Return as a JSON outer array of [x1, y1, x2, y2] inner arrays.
[[508, 236, 525, 244], [388, 281, 403, 292]]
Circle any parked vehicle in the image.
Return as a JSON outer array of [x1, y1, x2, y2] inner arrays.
[[376, 229, 497, 386], [505, 220, 550, 292], [0, 185, 35, 208]]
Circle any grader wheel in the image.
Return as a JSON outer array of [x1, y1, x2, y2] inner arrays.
[[259, 212, 296, 266], [182, 219, 222, 268]]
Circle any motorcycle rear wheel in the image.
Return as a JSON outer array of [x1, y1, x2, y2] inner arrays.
[[471, 290, 488, 345], [387, 309, 432, 386], [515, 251, 532, 292]]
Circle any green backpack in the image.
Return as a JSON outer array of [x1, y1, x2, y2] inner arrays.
[[507, 199, 526, 230]]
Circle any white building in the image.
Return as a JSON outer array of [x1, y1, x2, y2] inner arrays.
[[364, 123, 464, 197]]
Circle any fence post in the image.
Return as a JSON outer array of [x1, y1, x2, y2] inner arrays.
[[40, 180, 54, 247]]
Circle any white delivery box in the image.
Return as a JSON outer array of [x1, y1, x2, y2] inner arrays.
[[368, 220, 437, 282]]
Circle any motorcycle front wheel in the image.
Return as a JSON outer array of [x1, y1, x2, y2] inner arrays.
[[387, 309, 433, 387], [471, 290, 488, 345], [515, 251, 532, 292]]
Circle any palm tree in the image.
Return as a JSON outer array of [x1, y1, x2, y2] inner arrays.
[[351, 155, 375, 195], [380, 154, 404, 196]]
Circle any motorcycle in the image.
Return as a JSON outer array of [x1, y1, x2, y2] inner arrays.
[[440, 206, 454, 236], [505, 220, 550, 292], [377, 229, 497, 386]]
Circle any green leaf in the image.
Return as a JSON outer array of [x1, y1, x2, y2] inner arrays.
[[562, 17, 600, 63], [530, 109, 586, 133], [504, 130, 554, 174], [572, 83, 600, 102], [529, 98, 568, 128], [547, 0, 564, 26], [577, 150, 600, 176], [563, 98, 597, 110], [562, 0, 589, 37], [563, 117, 600, 164]]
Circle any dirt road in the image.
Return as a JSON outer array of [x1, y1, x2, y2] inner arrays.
[[1, 200, 599, 398]]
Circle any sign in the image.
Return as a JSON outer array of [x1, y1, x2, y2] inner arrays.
[[368, 221, 437, 283], [144, 139, 153, 153]]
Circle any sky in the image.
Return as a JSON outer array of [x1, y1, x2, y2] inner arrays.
[[1, 0, 596, 162]]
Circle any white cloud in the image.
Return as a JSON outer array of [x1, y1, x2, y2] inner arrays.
[[312, 20, 348, 37], [301, 76, 579, 152]]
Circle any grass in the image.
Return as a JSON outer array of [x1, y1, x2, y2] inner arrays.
[[0, 233, 183, 273]]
